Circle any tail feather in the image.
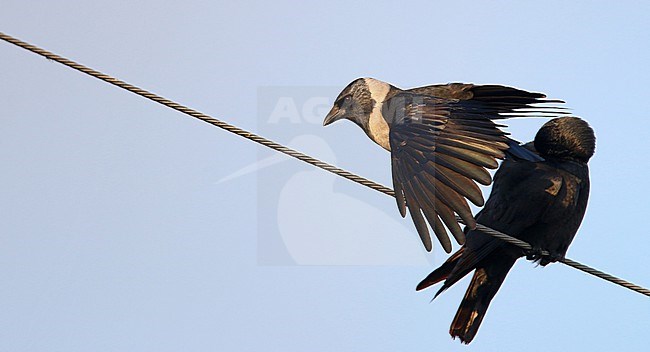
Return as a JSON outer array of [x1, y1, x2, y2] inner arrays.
[[450, 258, 516, 344], [416, 248, 464, 291]]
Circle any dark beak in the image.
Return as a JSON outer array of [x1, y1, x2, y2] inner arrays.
[[323, 106, 344, 126]]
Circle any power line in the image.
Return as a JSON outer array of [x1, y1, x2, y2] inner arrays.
[[474, 224, 650, 296], [2, 31, 648, 298]]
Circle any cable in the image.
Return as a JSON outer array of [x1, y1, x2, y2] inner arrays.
[[0, 32, 394, 198], [475, 224, 650, 296], [2, 31, 648, 298]]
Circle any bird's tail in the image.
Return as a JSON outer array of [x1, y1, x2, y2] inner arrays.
[[450, 257, 516, 344], [416, 248, 464, 291]]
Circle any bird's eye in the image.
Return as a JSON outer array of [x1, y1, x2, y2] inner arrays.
[[337, 95, 352, 107]]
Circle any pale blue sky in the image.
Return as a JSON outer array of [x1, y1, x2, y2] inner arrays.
[[1, 1, 649, 351]]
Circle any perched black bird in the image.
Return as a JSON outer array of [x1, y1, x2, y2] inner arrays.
[[323, 78, 565, 252], [416, 116, 596, 344]]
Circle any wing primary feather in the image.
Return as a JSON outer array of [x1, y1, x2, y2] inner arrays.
[[435, 144, 499, 169], [431, 211, 452, 253], [470, 95, 559, 103], [447, 118, 508, 129], [423, 161, 485, 206], [434, 198, 466, 244], [438, 132, 509, 150], [434, 137, 505, 158], [435, 154, 493, 185], [391, 161, 407, 217], [442, 129, 507, 142], [445, 124, 506, 137], [396, 163, 433, 251], [403, 187, 433, 252], [406, 179, 452, 252], [414, 176, 466, 245], [416, 173, 476, 230]]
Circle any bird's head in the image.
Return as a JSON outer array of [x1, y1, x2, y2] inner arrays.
[[323, 78, 392, 130], [534, 116, 596, 162]]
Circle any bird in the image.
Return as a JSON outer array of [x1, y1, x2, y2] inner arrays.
[[415, 116, 596, 344], [323, 78, 566, 253]]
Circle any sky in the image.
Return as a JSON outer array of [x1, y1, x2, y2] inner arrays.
[[1, 1, 649, 351]]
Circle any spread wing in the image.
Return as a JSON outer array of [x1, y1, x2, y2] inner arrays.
[[387, 88, 564, 253]]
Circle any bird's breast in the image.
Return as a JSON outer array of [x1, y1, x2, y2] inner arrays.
[[368, 104, 391, 151]]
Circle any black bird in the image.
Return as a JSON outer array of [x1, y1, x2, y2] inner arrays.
[[323, 78, 565, 252], [416, 116, 596, 344]]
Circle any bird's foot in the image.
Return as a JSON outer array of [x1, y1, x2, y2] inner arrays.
[[525, 247, 564, 266], [524, 246, 544, 262], [539, 252, 564, 266]]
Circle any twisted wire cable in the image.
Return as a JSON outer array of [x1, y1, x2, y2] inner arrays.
[[2, 31, 647, 297]]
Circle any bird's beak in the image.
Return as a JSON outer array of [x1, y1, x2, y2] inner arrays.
[[323, 106, 344, 126]]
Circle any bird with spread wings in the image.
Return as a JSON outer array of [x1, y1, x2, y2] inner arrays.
[[323, 78, 565, 252]]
